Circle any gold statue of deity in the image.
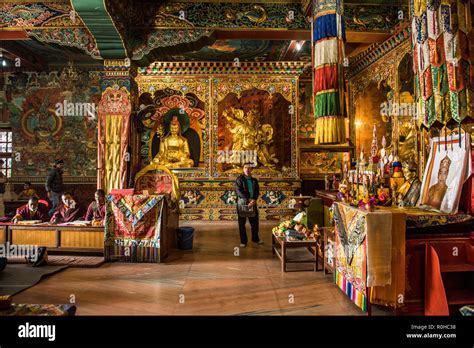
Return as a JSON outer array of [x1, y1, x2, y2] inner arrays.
[[222, 106, 278, 168], [152, 116, 194, 168]]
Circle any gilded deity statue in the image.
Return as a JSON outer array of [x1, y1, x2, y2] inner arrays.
[[397, 161, 421, 206], [222, 106, 278, 168], [423, 155, 451, 210], [152, 116, 194, 168]]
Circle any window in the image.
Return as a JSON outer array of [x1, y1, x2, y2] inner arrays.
[[0, 129, 12, 178]]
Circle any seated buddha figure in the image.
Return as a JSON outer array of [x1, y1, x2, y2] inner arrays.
[[153, 116, 194, 168]]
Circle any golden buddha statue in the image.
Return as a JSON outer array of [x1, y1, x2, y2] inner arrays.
[[423, 155, 451, 210], [222, 106, 278, 168], [152, 116, 194, 168]]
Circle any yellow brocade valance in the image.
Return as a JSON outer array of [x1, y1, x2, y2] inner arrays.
[[314, 116, 345, 144]]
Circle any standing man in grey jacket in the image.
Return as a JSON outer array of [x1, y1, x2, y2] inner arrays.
[[45, 159, 64, 217]]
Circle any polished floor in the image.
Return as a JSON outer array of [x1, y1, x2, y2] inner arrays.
[[13, 221, 364, 315]]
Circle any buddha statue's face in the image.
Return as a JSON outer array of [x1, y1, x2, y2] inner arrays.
[[170, 123, 180, 135]]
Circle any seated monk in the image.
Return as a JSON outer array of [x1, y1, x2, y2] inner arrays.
[[85, 189, 106, 225], [12, 197, 48, 223], [18, 182, 39, 199], [50, 192, 83, 223]]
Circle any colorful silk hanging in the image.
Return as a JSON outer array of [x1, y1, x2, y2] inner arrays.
[[312, 0, 346, 144], [411, 0, 473, 129]]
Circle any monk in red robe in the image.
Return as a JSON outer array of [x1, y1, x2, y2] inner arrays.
[[12, 197, 48, 223], [50, 192, 83, 223], [85, 189, 106, 224]]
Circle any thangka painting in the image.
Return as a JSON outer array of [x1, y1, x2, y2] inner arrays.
[[419, 134, 471, 214]]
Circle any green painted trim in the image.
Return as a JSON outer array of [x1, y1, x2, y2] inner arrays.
[[71, 0, 127, 59]]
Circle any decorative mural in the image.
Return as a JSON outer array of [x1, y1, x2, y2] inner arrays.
[[344, 4, 407, 32], [262, 190, 285, 205], [180, 190, 205, 207], [132, 2, 309, 30], [0, 2, 72, 28], [27, 28, 101, 59], [169, 40, 289, 62], [0, 2, 101, 59], [298, 80, 315, 140], [132, 29, 213, 60], [4, 70, 100, 180], [300, 152, 345, 177]]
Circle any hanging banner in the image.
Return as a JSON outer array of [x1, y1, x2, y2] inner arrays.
[[312, 0, 346, 144]]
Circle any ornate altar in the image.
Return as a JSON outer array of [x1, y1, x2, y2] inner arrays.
[[348, 32, 419, 170], [133, 62, 304, 220], [104, 166, 179, 263]]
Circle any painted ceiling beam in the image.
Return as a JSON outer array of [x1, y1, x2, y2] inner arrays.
[[0, 31, 29, 40], [71, 0, 128, 59]]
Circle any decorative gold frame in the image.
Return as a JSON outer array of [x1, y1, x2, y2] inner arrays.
[[135, 62, 302, 180], [135, 75, 211, 179]]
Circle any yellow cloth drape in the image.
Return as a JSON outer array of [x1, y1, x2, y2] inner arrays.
[[370, 208, 406, 308], [105, 115, 122, 193], [314, 116, 345, 144]]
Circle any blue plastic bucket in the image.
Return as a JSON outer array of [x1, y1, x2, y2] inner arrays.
[[177, 227, 194, 250]]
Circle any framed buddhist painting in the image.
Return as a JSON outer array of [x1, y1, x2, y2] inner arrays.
[[419, 134, 471, 214]]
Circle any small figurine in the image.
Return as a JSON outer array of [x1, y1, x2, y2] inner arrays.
[[332, 174, 337, 190], [391, 182, 398, 206], [324, 175, 330, 190]]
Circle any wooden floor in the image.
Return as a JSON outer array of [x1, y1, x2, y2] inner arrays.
[[13, 221, 365, 315]]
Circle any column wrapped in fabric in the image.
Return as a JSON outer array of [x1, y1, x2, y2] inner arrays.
[[312, 0, 346, 144]]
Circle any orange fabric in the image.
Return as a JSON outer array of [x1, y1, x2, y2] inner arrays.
[[424, 245, 449, 316]]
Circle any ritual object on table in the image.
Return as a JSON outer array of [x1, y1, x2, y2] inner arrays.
[[358, 196, 377, 212], [367, 125, 380, 174], [272, 219, 296, 237], [289, 194, 312, 212], [377, 190, 390, 205], [271, 211, 315, 241], [390, 158, 405, 195], [336, 179, 349, 202]]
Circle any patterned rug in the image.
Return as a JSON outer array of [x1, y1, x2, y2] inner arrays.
[[7, 256, 105, 268]]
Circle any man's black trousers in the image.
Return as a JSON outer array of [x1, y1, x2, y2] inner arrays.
[[237, 211, 259, 245]]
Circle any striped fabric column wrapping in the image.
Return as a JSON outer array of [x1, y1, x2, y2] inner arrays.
[[312, 0, 346, 144], [411, 0, 473, 129]]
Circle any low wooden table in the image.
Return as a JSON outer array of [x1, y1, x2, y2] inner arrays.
[[272, 232, 319, 272], [7, 224, 104, 255]]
